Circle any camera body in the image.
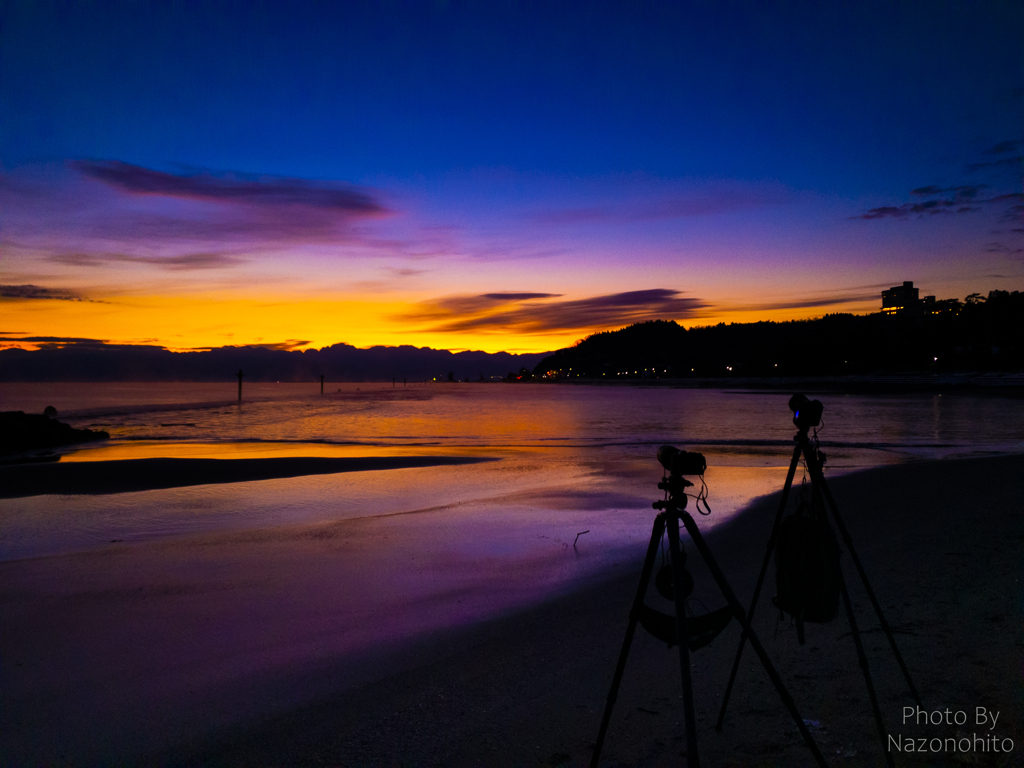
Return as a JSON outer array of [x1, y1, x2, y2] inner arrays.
[[789, 394, 823, 431], [657, 445, 707, 477]]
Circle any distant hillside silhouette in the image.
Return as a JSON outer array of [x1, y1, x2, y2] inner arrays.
[[533, 290, 1024, 379], [0, 342, 546, 383]]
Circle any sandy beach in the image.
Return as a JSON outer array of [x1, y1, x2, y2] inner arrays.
[[0, 455, 495, 498], [2, 453, 1021, 767]]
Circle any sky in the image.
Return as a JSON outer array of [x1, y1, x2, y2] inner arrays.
[[2, 1, 1022, 354]]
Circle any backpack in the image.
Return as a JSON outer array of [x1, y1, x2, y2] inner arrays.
[[773, 495, 842, 644]]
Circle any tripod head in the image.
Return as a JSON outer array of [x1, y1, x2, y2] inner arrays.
[[653, 445, 708, 513]]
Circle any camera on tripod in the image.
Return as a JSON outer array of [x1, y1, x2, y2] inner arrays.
[[657, 445, 707, 477], [789, 393, 823, 431]]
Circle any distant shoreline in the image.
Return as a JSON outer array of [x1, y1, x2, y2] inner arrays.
[[535, 372, 1024, 393], [3, 373, 1023, 391]]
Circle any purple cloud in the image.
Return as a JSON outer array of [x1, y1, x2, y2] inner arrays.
[[731, 292, 882, 312], [0, 161, 404, 265], [73, 160, 389, 214], [529, 187, 790, 226], [50, 251, 245, 271], [398, 289, 708, 334]]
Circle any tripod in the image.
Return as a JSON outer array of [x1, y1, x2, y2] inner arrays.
[[715, 397, 921, 768], [591, 453, 828, 768]]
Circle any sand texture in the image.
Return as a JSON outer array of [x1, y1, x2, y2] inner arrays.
[[1, 455, 1021, 767]]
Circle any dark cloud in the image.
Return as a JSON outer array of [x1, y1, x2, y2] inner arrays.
[[1, 284, 82, 300], [986, 140, 1021, 154], [855, 187, 1023, 220], [49, 251, 245, 271], [966, 155, 1024, 173], [73, 160, 389, 214], [480, 292, 562, 301], [1002, 204, 1024, 222], [730, 292, 881, 312], [0, 335, 111, 348], [245, 340, 313, 351], [982, 242, 1024, 255], [910, 185, 984, 199], [398, 289, 708, 334], [853, 200, 963, 219]]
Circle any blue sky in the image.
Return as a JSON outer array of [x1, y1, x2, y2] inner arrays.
[[2, 1, 1022, 352]]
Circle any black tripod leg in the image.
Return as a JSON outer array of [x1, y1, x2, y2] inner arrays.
[[716, 441, 803, 731], [591, 514, 666, 768], [667, 513, 700, 768], [679, 511, 829, 768], [804, 449, 922, 707], [812, 480, 894, 768]]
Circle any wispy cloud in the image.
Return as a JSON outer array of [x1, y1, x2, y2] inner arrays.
[[730, 292, 882, 312], [0, 334, 111, 348], [855, 140, 1024, 221], [397, 289, 708, 334], [854, 187, 1021, 220], [1, 284, 83, 301], [985, 140, 1021, 155], [0, 161, 401, 272], [529, 185, 792, 226], [982, 242, 1024, 255], [966, 156, 1024, 173], [480, 292, 561, 301], [853, 200, 978, 219], [73, 160, 389, 214], [965, 139, 1024, 172], [909, 185, 985, 199], [50, 251, 246, 271]]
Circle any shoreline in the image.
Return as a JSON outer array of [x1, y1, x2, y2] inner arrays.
[[2, 453, 1021, 766], [176, 453, 1024, 766], [535, 374, 1024, 394], [0, 454, 496, 498]]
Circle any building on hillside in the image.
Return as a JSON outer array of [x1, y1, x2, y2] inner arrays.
[[881, 281, 936, 316]]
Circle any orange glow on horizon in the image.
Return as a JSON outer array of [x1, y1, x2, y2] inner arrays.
[[1, 292, 882, 355]]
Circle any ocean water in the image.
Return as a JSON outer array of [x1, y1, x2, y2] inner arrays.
[[3, 380, 1024, 758], [2, 382, 1021, 569]]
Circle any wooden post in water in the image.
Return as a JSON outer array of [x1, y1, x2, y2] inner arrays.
[[320, 374, 325, 395], [237, 369, 244, 402]]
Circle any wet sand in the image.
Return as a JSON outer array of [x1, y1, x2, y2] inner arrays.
[[1, 455, 1021, 767], [0, 455, 494, 498]]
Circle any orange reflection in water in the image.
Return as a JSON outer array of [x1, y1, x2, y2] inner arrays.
[[60, 441, 488, 462]]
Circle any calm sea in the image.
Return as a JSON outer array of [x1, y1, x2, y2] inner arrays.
[[3, 382, 1021, 564], [3, 379, 1023, 694]]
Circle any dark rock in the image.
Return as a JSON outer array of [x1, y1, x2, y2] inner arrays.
[[0, 411, 109, 455]]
